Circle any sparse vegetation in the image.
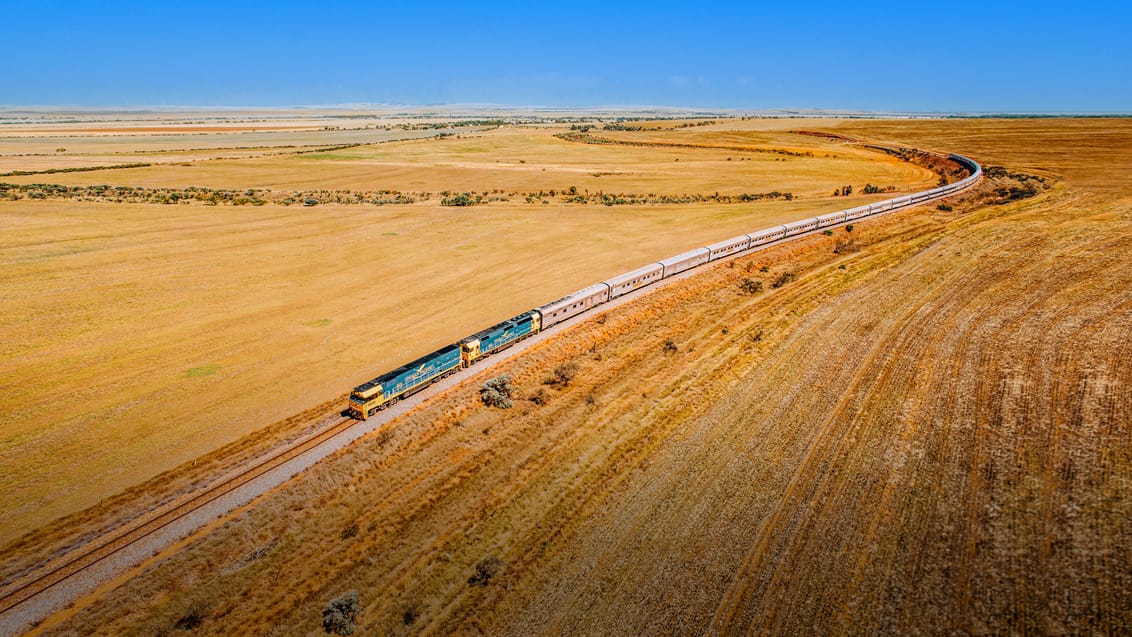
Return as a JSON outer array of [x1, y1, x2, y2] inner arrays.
[[480, 375, 514, 408], [173, 602, 208, 632], [528, 388, 548, 405], [862, 183, 894, 194], [441, 192, 479, 206], [546, 361, 578, 387], [322, 591, 360, 635], [833, 238, 860, 254], [467, 556, 503, 587], [771, 271, 797, 288], [739, 278, 763, 294]]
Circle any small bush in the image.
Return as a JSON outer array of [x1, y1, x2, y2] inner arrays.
[[303, 197, 318, 206], [529, 388, 548, 405], [322, 591, 360, 635], [664, 340, 678, 353], [937, 203, 953, 212], [441, 192, 477, 206], [174, 602, 209, 631], [845, 225, 853, 232], [481, 375, 514, 408], [822, 229, 833, 236], [546, 362, 578, 387], [739, 278, 763, 295], [468, 557, 503, 586], [771, 272, 797, 289]]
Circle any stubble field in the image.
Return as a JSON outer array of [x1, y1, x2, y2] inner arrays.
[[10, 117, 1129, 635]]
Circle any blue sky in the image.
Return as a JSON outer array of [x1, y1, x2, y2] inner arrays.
[[2, 1, 1129, 111]]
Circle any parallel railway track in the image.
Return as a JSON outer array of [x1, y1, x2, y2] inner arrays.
[[0, 416, 354, 617]]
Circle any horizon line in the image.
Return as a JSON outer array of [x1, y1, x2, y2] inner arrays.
[[1, 104, 1131, 118]]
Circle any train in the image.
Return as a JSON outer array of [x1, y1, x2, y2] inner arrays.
[[347, 153, 982, 420]]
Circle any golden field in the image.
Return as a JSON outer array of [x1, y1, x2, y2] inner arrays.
[[0, 118, 932, 551], [14, 117, 1130, 635]]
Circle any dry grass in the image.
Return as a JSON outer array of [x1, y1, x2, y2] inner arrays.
[[2, 124, 933, 196], [0, 121, 924, 555], [30, 118, 1131, 635], [0, 127, 464, 173]]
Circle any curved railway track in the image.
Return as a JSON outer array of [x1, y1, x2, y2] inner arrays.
[[0, 143, 982, 636]]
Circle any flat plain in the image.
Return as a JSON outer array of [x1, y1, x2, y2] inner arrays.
[[3, 114, 1129, 635]]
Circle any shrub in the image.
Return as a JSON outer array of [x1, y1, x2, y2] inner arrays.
[[553, 362, 577, 386], [529, 388, 548, 405], [833, 238, 860, 255], [845, 225, 853, 232], [174, 602, 209, 631], [739, 278, 763, 295], [468, 556, 503, 586], [322, 591, 360, 635], [441, 192, 476, 206], [822, 229, 833, 236], [481, 375, 514, 408], [303, 197, 318, 206], [664, 340, 678, 353], [937, 203, 953, 211], [771, 272, 797, 288]]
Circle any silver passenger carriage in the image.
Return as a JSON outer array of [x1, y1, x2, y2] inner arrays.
[[534, 282, 611, 328], [782, 217, 819, 237], [749, 226, 785, 247], [658, 247, 710, 277], [816, 210, 848, 228], [706, 235, 752, 261], [605, 263, 664, 299]]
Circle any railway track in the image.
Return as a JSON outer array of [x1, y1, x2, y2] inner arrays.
[[0, 416, 355, 617]]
